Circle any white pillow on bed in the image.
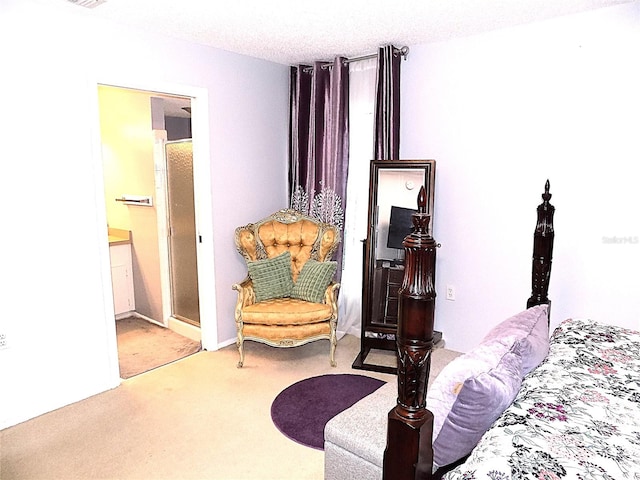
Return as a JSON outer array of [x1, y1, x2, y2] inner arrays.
[[427, 340, 523, 469]]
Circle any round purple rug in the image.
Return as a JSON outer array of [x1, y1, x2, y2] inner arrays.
[[270, 373, 385, 450]]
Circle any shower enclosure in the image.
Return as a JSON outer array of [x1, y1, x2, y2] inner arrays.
[[165, 140, 200, 326]]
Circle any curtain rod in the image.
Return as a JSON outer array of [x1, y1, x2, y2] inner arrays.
[[346, 46, 409, 65], [301, 46, 409, 72]]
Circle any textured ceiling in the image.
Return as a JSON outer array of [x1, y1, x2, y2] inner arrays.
[[69, 0, 634, 65]]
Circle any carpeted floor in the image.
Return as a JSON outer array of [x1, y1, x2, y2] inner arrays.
[[116, 316, 202, 378], [2, 334, 460, 479]]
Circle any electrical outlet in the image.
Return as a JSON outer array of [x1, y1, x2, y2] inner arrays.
[[446, 285, 456, 301], [0, 333, 7, 350]]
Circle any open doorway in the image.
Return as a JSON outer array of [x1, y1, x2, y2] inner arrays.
[[98, 85, 205, 377]]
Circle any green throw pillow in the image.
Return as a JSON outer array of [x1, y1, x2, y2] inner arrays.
[[247, 251, 294, 302], [291, 260, 337, 303]]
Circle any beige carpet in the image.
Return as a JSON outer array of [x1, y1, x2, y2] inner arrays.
[[1, 335, 460, 480], [116, 317, 202, 379]]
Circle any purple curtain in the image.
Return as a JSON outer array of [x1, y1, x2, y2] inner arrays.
[[289, 57, 349, 273], [374, 45, 402, 160]]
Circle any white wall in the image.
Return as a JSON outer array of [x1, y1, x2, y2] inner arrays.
[[0, 0, 288, 428], [401, 2, 640, 352]]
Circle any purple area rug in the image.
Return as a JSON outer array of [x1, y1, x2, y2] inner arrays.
[[270, 373, 385, 450]]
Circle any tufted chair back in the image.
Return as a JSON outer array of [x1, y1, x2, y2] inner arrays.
[[235, 209, 339, 282]]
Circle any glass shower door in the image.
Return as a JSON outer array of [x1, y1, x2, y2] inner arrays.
[[165, 140, 200, 326]]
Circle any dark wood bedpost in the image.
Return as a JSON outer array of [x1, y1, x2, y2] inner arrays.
[[527, 180, 555, 317], [383, 186, 438, 480]]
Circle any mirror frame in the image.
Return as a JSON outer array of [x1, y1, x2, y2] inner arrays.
[[353, 159, 436, 373]]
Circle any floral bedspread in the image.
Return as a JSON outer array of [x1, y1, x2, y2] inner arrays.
[[443, 318, 640, 480]]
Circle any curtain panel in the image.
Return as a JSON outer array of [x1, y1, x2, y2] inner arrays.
[[289, 57, 349, 277], [338, 57, 378, 337], [374, 45, 402, 160]]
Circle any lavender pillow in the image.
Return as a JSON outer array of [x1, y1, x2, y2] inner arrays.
[[482, 304, 549, 374], [428, 342, 523, 469]]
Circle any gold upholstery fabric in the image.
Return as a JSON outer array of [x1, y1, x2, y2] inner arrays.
[[232, 209, 340, 367], [241, 298, 332, 325], [258, 220, 317, 280]]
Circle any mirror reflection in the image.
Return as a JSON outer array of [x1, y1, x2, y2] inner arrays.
[[375, 168, 426, 263]]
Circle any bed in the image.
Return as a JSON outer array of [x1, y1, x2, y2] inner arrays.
[[441, 317, 640, 479], [324, 181, 640, 479], [426, 182, 640, 479]]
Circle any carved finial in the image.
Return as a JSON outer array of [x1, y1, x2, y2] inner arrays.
[[410, 186, 431, 236], [417, 186, 427, 213], [542, 179, 552, 202]]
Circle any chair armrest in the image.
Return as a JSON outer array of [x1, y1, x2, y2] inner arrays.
[[324, 282, 341, 314], [232, 278, 256, 311]]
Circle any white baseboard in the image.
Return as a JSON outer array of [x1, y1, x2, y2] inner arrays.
[[217, 337, 236, 349]]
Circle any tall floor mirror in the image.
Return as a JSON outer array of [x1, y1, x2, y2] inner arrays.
[[352, 159, 436, 374]]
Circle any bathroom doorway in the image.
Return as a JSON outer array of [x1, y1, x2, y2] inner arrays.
[[98, 84, 211, 376]]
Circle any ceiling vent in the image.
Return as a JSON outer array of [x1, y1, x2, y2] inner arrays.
[[67, 0, 107, 8]]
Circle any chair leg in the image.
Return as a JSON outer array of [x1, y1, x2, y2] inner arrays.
[[236, 337, 245, 368], [330, 337, 337, 367]]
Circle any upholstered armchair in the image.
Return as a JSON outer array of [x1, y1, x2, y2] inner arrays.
[[232, 209, 341, 368]]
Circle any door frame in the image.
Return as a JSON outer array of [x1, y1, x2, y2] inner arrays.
[[90, 76, 218, 383]]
